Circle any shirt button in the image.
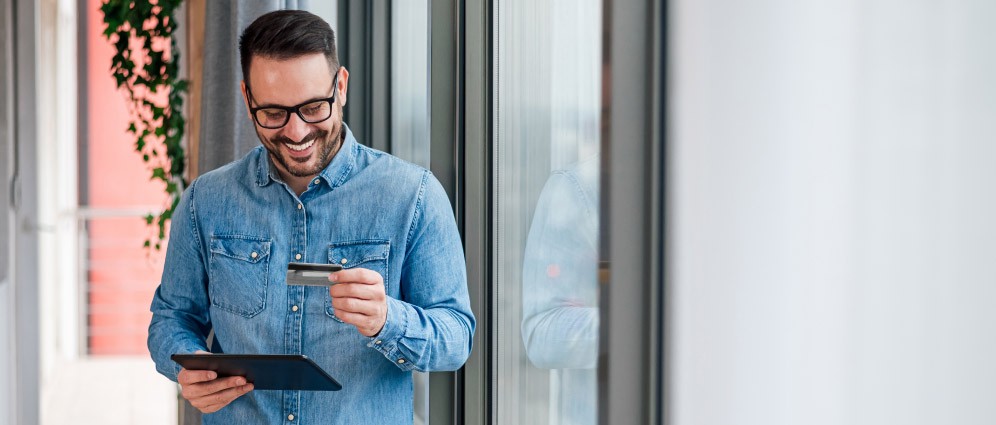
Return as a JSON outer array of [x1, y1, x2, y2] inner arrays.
[[295, 253, 302, 260], [340, 258, 348, 265], [313, 178, 320, 185], [250, 252, 258, 259], [397, 358, 406, 364], [288, 414, 295, 421], [375, 340, 382, 345], [297, 203, 303, 210], [291, 305, 299, 312]]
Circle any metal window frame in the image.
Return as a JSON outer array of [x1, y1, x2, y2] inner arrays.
[[597, 0, 665, 423], [337, 0, 392, 151], [5, 0, 42, 424], [458, 0, 493, 423]]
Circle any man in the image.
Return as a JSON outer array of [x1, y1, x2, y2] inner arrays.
[[148, 10, 475, 424]]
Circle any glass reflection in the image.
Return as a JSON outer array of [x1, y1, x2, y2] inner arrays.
[[521, 156, 600, 425], [494, 0, 601, 423]]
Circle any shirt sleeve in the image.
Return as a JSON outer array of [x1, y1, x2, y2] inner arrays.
[[366, 171, 476, 372], [147, 180, 211, 382], [520, 170, 600, 369]]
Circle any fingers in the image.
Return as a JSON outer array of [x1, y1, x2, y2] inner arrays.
[[329, 268, 382, 286], [329, 268, 386, 300], [178, 368, 218, 385], [328, 267, 387, 336], [331, 294, 382, 315], [182, 375, 247, 399], [329, 282, 384, 300], [195, 383, 254, 414], [334, 309, 386, 337], [178, 372, 254, 414]]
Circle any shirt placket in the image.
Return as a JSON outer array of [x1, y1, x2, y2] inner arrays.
[[283, 191, 308, 424]]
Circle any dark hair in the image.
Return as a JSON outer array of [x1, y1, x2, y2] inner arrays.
[[239, 10, 339, 86]]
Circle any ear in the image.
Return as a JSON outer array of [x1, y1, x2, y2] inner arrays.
[[336, 67, 350, 107], [240, 81, 253, 120]]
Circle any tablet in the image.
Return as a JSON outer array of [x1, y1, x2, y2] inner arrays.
[[171, 354, 342, 391]]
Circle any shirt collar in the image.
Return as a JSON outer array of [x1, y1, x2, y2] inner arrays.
[[255, 123, 359, 190]]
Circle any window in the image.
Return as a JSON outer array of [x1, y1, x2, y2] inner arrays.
[[493, 0, 601, 423]]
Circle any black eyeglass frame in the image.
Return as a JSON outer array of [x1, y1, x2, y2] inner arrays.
[[246, 70, 341, 129]]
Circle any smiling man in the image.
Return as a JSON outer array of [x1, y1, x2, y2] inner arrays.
[[147, 10, 475, 424]]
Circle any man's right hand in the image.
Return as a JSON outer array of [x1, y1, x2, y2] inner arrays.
[[177, 352, 254, 414]]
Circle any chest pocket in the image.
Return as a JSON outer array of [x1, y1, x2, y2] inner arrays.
[[209, 235, 271, 318], [326, 240, 391, 322]]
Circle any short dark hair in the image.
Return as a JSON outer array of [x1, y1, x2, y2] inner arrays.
[[239, 10, 339, 86]]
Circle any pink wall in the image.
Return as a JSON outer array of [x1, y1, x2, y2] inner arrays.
[[86, 0, 170, 355]]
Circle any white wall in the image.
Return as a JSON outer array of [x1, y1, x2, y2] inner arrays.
[[37, 0, 81, 380], [671, 1, 996, 424], [0, 0, 13, 418], [0, 281, 12, 425]]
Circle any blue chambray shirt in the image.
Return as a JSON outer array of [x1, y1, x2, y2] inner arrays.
[[148, 126, 475, 424]]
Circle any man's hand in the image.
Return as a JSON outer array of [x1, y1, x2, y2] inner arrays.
[[329, 268, 388, 337], [177, 351, 253, 414]]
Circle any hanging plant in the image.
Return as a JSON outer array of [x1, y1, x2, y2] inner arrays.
[[101, 0, 188, 250]]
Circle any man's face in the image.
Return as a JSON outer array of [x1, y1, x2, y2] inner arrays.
[[243, 53, 347, 181]]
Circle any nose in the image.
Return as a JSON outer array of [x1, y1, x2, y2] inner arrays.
[[281, 112, 311, 142]]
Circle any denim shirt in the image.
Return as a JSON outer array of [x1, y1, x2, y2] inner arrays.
[[148, 126, 475, 424]]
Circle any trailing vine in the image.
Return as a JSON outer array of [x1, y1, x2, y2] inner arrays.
[[101, 0, 188, 250]]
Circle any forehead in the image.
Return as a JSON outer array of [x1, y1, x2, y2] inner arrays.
[[247, 53, 334, 105]]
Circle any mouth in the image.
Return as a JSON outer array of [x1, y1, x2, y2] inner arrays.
[[284, 139, 316, 158]]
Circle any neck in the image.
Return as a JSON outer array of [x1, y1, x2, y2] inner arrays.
[[283, 173, 312, 196], [273, 128, 346, 196]]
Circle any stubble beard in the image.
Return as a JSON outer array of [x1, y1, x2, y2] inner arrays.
[[259, 119, 344, 179]]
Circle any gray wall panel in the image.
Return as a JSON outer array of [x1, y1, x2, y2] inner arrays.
[[1, 0, 14, 422], [12, 0, 41, 423]]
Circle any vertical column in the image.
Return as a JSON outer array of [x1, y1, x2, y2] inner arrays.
[[11, 0, 42, 423], [597, 0, 664, 423]]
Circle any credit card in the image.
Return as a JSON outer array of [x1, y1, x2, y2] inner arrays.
[[286, 262, 343, 286]]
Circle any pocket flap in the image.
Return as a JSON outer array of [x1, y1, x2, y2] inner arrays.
[[328, 240, 390, 268], [210, 235, 272, 263]]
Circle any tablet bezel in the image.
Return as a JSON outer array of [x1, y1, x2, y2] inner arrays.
[[171, 353, 342, 391]]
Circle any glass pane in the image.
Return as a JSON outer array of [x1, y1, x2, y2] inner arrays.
[[391, 0, 430, 169], [494, 0, 601, 424], [390, 1, 430, 423]]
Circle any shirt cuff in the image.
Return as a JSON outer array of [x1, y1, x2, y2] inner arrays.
[[165, 341, 210, 381], [367, 297, 415, 371]]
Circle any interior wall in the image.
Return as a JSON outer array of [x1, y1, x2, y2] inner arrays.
[[1, 0, 14, 421], [671, 1, 996, 424]]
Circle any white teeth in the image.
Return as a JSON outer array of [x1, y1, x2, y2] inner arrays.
[[286, 140, 315, 152]]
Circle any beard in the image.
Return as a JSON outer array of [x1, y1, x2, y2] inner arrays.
[[258, 122, 343, 178]]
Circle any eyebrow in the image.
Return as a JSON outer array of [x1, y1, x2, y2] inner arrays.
[[248, 80, 337, 109], [251, 92, 334, 109]]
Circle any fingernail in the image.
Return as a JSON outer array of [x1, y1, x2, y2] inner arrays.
[[236, 378, 246, 385], [329, 272, 338, 282], [208, 372, 217, 380]]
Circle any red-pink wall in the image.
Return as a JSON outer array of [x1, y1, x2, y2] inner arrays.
[[86, 0, 170, 355]]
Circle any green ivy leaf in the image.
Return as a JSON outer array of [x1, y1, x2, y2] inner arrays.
[[102, 0, 188, 250]]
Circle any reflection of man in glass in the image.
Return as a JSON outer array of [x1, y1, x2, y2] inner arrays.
[[521, 155, 599, 424]]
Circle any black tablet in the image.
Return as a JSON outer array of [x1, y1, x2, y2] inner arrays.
[[171, 354, 342, 391]]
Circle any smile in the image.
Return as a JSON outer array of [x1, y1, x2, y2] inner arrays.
[[286, 139, 316, 152]]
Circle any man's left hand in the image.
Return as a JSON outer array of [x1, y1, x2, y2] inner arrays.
[[328, 268, 387, 337]]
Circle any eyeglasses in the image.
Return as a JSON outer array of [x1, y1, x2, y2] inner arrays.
[[247, 72, 340, 129]]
